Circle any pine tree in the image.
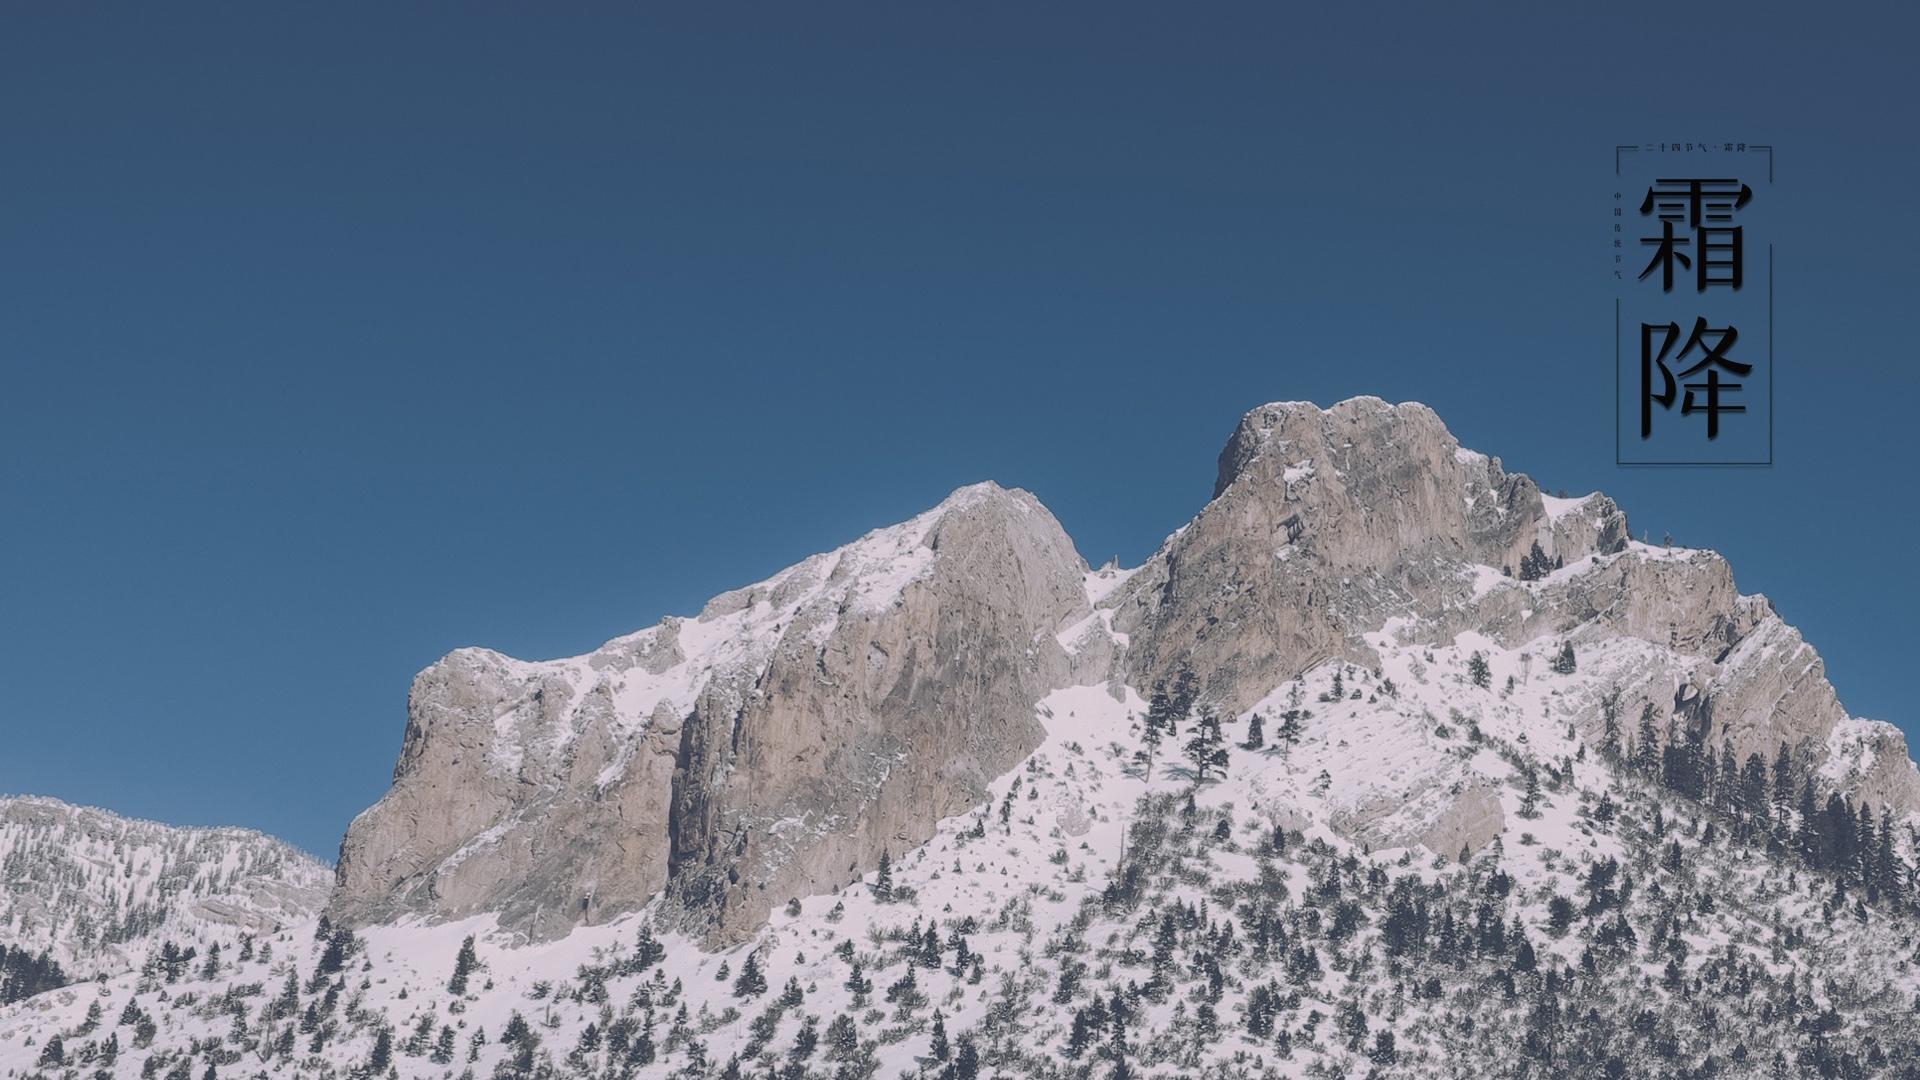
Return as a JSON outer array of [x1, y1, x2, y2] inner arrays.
[[1242, 711, 1265, 751], [731, 951, 767, 998], [1599, 687, 1623, 761], [1065, 1008, 1093, 1058], [368, 1027, 393, 1072], [872, 851, 894, 903], [1636, 704, 1660, 774], [1276, 717, 1306, 760], [825, 1014, 859, 1059], [928, 1010, 951, 1061], [1519, 769, 1542, 819], [1136, 666, 1197, 779], [1877, 807, 1900, 899], [405, 1011, 435, 1056], [1369, 1029, 1398, 1065], [1468, 652, 1491, 689], [1551, 641, 1577, 675], [317, 927, 349, 976], [1136, 682, 1170, 778], [844, 961, 871, 997], [448, 935, 478, 996], [1772, 742, 1796, 813], [1183, 705, 1229, 783], [633, 923, 666, 969], [951, 1036, 980, 1080], [1796, 779, 1822, 866], [1519, 540, 1551, 581]]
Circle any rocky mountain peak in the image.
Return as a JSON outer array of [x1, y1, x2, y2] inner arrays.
[[331, 479, 1096, 943], [330, 398, 1919, 948]]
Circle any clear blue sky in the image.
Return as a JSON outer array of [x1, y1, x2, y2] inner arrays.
[[3, 4, 1915, 858]]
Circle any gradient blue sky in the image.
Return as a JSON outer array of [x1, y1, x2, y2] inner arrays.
[[4, 4, 1916, 857]]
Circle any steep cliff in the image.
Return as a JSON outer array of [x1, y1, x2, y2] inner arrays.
[[332, 398, 1920, 944], [331, 482, 1099, 941]]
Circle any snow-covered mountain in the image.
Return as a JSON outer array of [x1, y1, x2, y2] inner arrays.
[[6, 397, 1920, 1078], [0, 795, 330, 980]]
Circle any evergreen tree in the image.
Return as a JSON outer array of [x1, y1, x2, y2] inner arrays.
[[316, 927, 350, 976], [871, 851, 894, 903], [1551, 642, 1577, 675], [1135, 665, 1197, 779], [928, 1010, 951, 1061], [1183, 704, 1229, 782], [1369, 1029, 1398, 1065], [1136, 683, 1170, 778], [368, 1027, 393, 1072], [1796, 779, 1823, 866], [1519, 540, 1551, 581], [732, 951, 767, 998], [918, 922, 943, 968], [1468, 652, 1491, 689], [633, 922, 666, 969], [1599, 687, 1623, 761], [1519, 769, 1542, 819], [1276, 709, 1305, 750], [1877, 807, 1900, 898], [950, 1036, 980, 1080], [1636, 704, 1661, 775], [448, 935, 478, 996], [1066, 1007, 1093, 1058], [1772, 743, 1796, 813], [790, 1012, 819, 1060], [825, 1014, 859, 1059], [1241, 711, 1265, 751]]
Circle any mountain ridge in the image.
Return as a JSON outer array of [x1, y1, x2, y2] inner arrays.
[[8, 397, 1920, 1079], [0, 794, 330, 980], [328, 397, 1920, 947]]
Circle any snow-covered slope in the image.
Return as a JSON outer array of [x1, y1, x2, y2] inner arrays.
[[0, 796, 330, 980], [6, 397, 1920, 1078], [8, 648, 1920, 1077]]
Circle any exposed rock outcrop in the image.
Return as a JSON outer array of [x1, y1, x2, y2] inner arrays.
[[1100, 397, 1918, 848], [333, 397, 1919, 941], [1110, 398, 1626, 715], [331, 483, 1097, 942]]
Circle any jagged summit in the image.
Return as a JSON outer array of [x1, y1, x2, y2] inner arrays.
[[1213, 396, 1432, 499], [10, 399, 1920, 1080], [332, 478, 1098, 942], [329, 398, 1918, 950]]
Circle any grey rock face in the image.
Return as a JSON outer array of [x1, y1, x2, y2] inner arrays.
[[334, 397, 1920, 940], [331, 483, 1096, 941], [1112, 398, 1625, 716], [1102, 398, 1918, 848]]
